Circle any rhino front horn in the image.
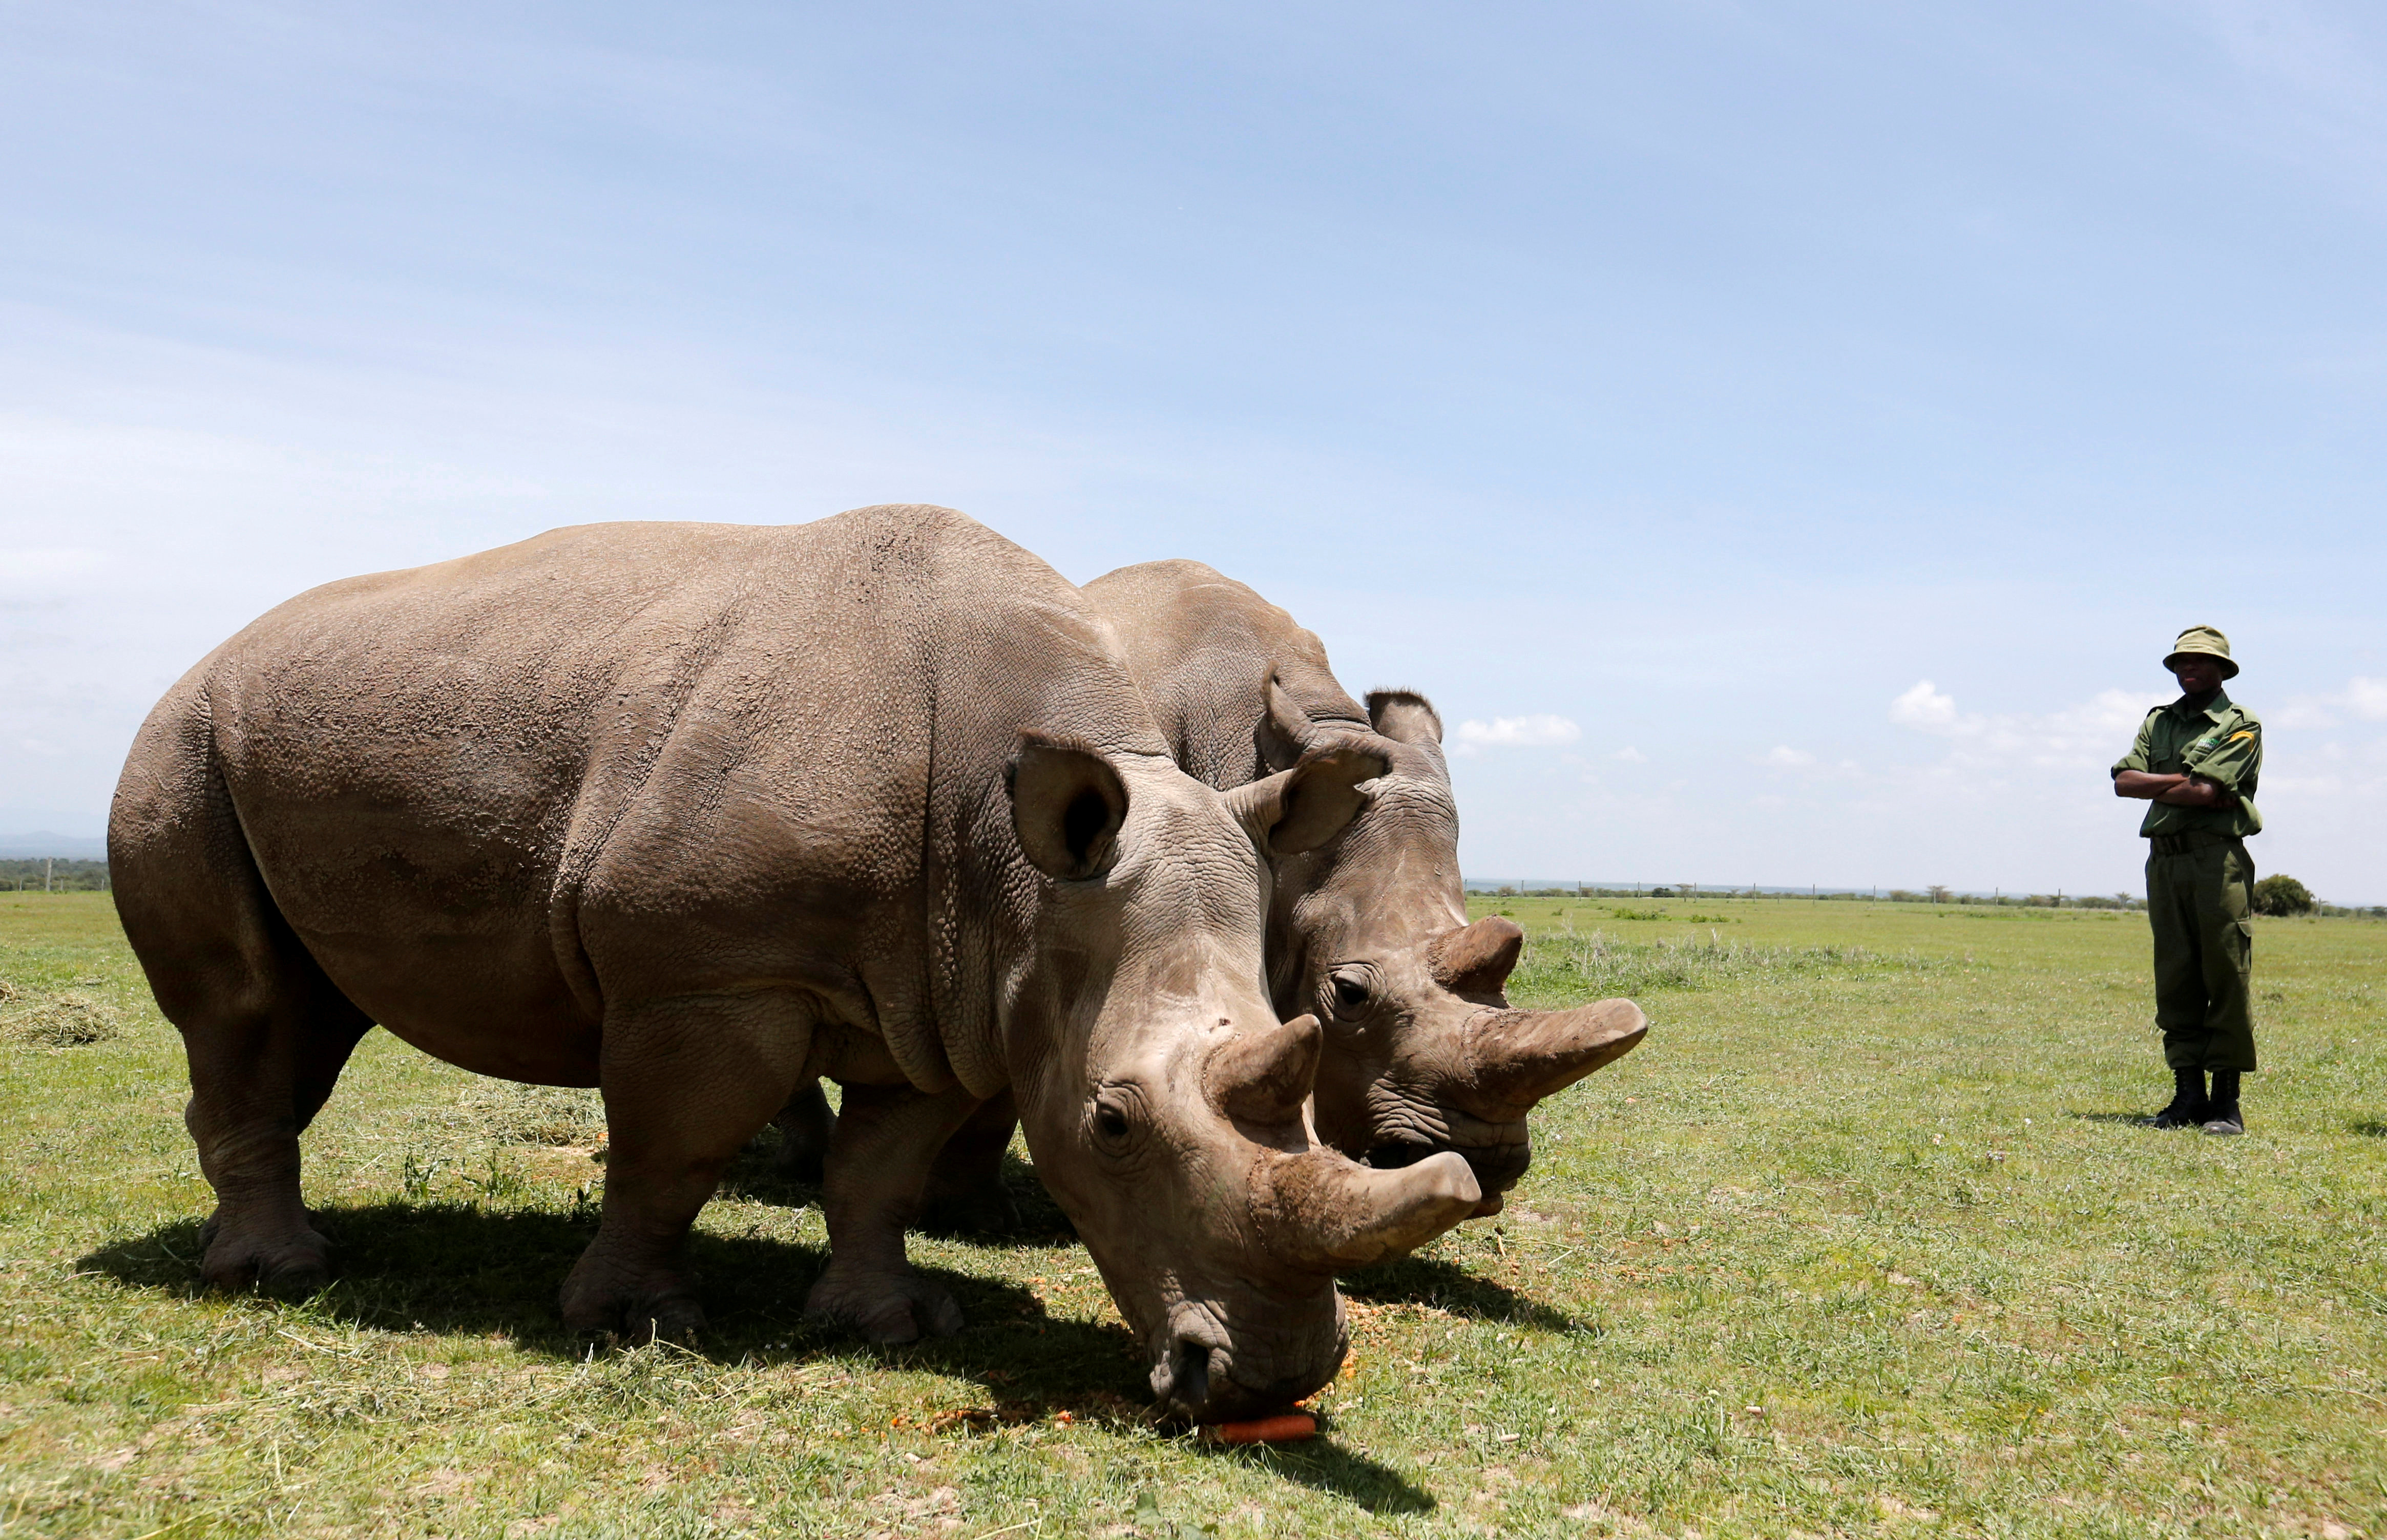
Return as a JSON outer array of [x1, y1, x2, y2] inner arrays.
[[1208, 1014, 1325, 1126], [1256, 1149, 1481, 1274], [1463, 999, 1648, 1117]]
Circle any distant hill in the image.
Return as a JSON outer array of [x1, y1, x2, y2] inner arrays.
[[0, 833, 108, 859]]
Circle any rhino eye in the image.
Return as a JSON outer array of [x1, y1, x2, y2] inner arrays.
[[1093, 1099, 1132, 1143], [1329, 974, 1371, 1016]]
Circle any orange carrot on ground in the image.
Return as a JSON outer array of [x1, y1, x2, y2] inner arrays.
[[1209, 1413, 1316, 1444]]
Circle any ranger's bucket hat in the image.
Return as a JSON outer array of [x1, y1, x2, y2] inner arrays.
[[2164, 624, 2238, 680]]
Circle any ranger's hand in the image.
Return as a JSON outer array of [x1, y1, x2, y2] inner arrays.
[[2117, 770, 2235, 809], [2113, 770, 2180, 801]]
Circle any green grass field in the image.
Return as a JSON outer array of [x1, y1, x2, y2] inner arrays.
[[1, 891, 2381, 1538]]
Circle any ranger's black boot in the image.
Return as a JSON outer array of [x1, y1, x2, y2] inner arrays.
[[2202, 1069, 2245, 1136], [2147, 1067, 2209, 1129]]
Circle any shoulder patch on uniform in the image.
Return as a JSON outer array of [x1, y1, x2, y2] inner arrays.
[[2228, 730, 2254, 743]]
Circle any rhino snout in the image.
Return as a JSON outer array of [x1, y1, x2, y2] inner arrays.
[[1148, 1298, 1344, 1423], [1369, 1126, 1532, 1212]]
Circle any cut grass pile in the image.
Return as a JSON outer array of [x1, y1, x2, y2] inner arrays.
[[0, 972, 123, 1046], [0, 891, 2381, 1537]]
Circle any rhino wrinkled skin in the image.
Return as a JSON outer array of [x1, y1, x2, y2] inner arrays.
[[108, 507, 1481, 1421], [784, 559, 1648, 1232]]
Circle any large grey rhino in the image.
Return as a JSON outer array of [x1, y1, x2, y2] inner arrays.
[[108, 507, 1481, 1421], [780, 559, 1646, 1228]]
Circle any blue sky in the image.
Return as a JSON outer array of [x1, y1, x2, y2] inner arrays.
[[4, 2, 2383, 900]]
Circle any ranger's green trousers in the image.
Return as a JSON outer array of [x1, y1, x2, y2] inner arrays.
[[2144, 834, 2258, 1073]]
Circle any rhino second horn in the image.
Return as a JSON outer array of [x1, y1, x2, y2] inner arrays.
[[1257, 1149, 1482, 1273], [1427, 916, 1525, 995], [1208, 1013, 1325, 1126], [1463, 999, 1649, 1116]]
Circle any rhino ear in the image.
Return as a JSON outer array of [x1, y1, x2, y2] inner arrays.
[[1224, 743, 1388, 856], [1366, 689, 1442, 746], [1255, 676, 1313, 773], [1008, 736, 1128, 880]]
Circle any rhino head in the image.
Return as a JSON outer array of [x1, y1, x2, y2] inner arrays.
[[1260, 685, 1648, 1214], [1000, 735, 1482, 1421]]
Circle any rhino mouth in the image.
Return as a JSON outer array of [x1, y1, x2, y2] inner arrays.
[[1148, 1300, 1343, 1422], [1368, 1129, 1531, 1215]]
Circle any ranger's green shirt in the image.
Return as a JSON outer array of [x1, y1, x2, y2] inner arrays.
[[2111, 689, 2263, 838]]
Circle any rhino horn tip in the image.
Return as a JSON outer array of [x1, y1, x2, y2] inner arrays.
[[1260, 1149, 1480, 1274], [1465, 998, 1648, 1112]]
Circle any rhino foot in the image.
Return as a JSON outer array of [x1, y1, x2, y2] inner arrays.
[[805, 1267, 964, 1344], [197, 1209, 331, 1298], [560, 1272, 707, 1345]]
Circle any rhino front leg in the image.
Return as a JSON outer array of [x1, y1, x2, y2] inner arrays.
[[563, 998, 803, 1343], [806, 1080, 983, 1343]]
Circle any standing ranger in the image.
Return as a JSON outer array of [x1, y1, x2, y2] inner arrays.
[[2111, 626, 2263, 1135]]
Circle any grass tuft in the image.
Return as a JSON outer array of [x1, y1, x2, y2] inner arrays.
[[1, 983, 123, 1046]]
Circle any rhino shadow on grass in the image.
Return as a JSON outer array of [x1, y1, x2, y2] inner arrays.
[[1340, 1255, 1586, 1334], [80, 1206, 1434, 1510], [79, 1206, 1118, 1382], [1195, 1437, 1435, 1515]]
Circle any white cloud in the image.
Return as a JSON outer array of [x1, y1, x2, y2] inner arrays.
[[1760, 746, 1815, 768], [2272, 676, 2387, 729], [1887, 682, 2168, 769], [2040, 689, 2173, 741], [1610, 745, 1648, 763], [1889, 679, 1963, 732], [1452, 713, 1582, 752]]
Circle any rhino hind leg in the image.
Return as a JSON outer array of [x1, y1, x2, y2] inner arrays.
[[563, 998, 807, 1343], [804, 1081, 984, 1343], [113, 725, 374, 1300], [916, 1090, 1022, 1236], [182, 968, 372, 1298]]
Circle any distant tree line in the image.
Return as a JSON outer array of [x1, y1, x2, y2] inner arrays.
[[2, 859, 110, 892], [1467, 879, 2384, 920], [10, 858, 2380, 915], [1474, 883, 2144, 909]]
